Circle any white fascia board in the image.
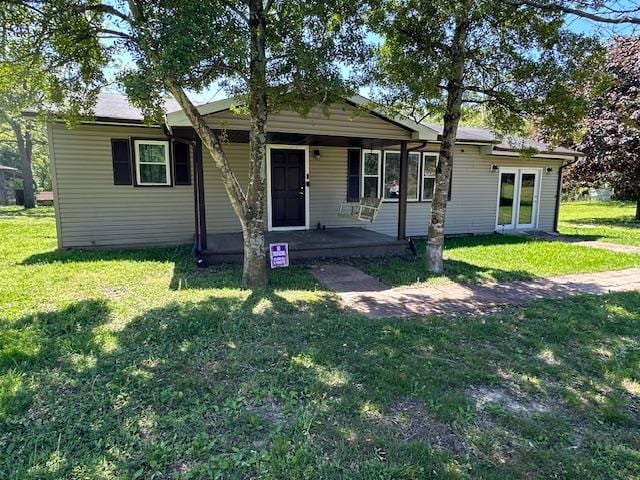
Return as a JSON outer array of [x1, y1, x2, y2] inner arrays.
[[488, 148, 576, 161], [166, 98, 236, 126]]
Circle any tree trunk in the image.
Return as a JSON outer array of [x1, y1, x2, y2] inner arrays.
[[426, 16, 469, 273], [244, 0, 269, 288], [10, 119, 36, 209], [169, 83, 269, 287], [127, 2, 271, 288], [165, 22, 269, 288]]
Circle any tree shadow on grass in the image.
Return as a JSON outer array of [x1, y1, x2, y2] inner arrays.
[[21, 233, 568, 293], [0, 206, 56, 218], [561, 216, 640, 228], [0, 299, 111, 425], [278, 291, 640, 478], [22, 244, 193, 267], [22, 245, 322, 292], [357, 235, 544, 287], [3, 287, 640, 478], [1, 289, 334, 478]]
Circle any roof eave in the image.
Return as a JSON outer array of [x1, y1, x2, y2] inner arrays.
[[492, 146, 583, 157], [166, 98, 236, 126]]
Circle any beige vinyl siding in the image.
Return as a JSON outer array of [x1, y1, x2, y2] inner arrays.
[[202, 144, 247, 233], [50, 123, 195, 248], [307, 144, 562, 237], [444, 150, 562, 234], [50, 121, 562, 248], [205, 103, 413, 140]]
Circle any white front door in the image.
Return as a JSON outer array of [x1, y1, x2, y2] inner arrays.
[[496, 168, 541, 231]]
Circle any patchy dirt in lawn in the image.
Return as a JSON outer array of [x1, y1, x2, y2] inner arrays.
[[469, 386, 551, 414], [245, 397, 289, 426], [383, 398, 469, 454]]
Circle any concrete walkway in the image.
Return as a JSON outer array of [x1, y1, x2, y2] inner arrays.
[[311, 264, 640, 318]]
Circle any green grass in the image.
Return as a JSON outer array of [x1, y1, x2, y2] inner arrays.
[[1, 206, 640, 479], [559, 201, 640, 247], [361, 233, 640, 288]]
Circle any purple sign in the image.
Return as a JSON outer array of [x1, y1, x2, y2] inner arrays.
[[269, 243, 289, 268]]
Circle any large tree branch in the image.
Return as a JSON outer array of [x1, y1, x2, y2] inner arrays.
[[74, 4, 132, 23], [97, 28, 134, 41], [264, 0, 276, 14], [501, 0, 640, 24], [229, 4, 249, 23], [126, 0, 144, 21], [166, 81, 248, 219]]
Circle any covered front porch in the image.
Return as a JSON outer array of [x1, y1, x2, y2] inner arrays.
[[175, 128, 428, 265], [199, 227, 408, 264], [167, 100, 437, 265]]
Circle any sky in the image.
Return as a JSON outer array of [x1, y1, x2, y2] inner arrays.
[[103, 4, 638, 106]]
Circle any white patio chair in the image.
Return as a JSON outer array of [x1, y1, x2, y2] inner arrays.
[[338, 197, 383, 223]]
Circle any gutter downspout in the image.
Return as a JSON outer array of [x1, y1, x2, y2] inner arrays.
[[398, 140, 429, 257], [163, 123, 207, 266]]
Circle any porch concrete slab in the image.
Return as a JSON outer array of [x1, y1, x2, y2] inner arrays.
[[315, 265, 640, 319], [201, 227, 407, 265]]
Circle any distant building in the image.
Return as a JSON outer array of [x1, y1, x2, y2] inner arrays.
[[36, 191, 54, 206], [0, 165, 22, 206]]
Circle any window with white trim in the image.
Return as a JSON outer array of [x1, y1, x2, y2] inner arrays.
[[421, 153, 438, 200], [134, 140, 171, 186], [361, 149, 381, 198], [382, 151, 420, 201], [408, 152, 420, 200]]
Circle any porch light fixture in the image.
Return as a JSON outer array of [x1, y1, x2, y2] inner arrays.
[[546, 167, 553, 174], [490, 164, 499, 172], [313, 149, 321, 161]]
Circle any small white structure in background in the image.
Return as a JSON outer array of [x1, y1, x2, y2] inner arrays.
[[589, 188, 612, 201]]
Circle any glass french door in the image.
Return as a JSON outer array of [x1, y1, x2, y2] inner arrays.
[[496, 168, 541, 230]]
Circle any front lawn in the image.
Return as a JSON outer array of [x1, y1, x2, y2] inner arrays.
[[559, 201, 640, 246], [361, 200, 640, 288], [1, 207, 640, 479], [362, 233, 640, 288]]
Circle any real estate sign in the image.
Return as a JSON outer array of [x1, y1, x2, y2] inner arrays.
[[269, 243, 289, 268]]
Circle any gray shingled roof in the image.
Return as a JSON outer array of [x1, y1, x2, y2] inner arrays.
[[24, 91, 180, 121], [423, 123, 579, 155], [88, 92, 180, 121], [48, 92, 579, 155]]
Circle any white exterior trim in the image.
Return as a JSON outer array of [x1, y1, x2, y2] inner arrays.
[[495, 167, 542, 231], [46, 122, 64, 249], [266, 144, 310, 232], [421, 152, 439, 202], [53, 119, 163, 128], [380, 150, 422, 203], [491, 149, 577, 161], [134, 139, 172, 186], [361, 149, 382, 200]]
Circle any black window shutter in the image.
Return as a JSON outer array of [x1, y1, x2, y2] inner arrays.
[[346, 149, 360, 202], [173, 141, 191, 185], [111, 139, 132, 185]]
